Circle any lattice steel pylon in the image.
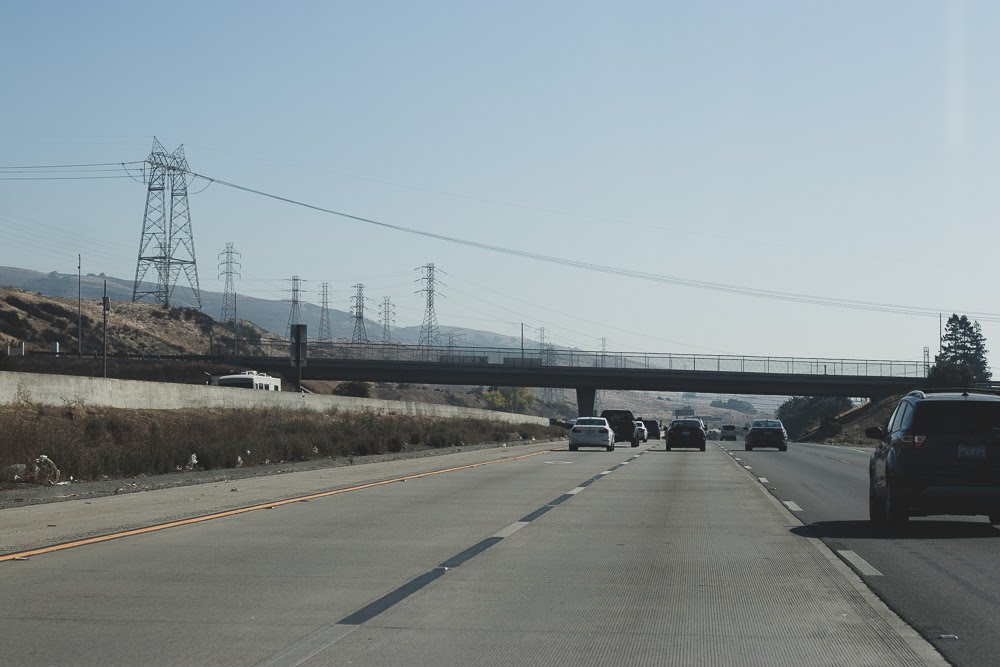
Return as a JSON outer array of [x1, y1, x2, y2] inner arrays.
[[318, 282, 333, 342], [378, 296, 395, 344], [132, 137, 202, 308], [416, 263, 444, 347], [350, 283, 368, 344], [218, 242, 240, 352], [286, 276, 305, 337], [539, 327, 556, 402]]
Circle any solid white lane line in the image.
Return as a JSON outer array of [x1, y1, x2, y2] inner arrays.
[[758, 477, 769, 484], [567, 487, 585, 495], [783, 500, 804, 512], [492, 521, 530, 539], [836, 549, 883, 576]]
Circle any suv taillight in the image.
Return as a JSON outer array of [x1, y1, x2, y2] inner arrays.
[[900, 434, 926, 448]]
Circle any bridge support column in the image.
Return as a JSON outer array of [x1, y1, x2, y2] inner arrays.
[[576, 387, 596, 417]]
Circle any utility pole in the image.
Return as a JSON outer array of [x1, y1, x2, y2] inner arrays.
[[350, 283, 368, 344], [218, 242, 240, 354], [132, 137, 202, 308], [102, 280, 109, 378], [77, 254, 82, 357], [521, 322, 525, 359]]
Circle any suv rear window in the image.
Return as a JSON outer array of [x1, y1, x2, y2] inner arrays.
[[673, 420, 702, 428], [911, 402, 1000, 434]]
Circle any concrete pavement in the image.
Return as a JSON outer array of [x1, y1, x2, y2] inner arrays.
[[0, 441, 945, 665]]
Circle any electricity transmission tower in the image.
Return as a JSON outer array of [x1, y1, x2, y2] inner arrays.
[[218, 243, 240, 353], [318, 282, 333, 342], [350, 283, 368, 344], [132, 137, 202, 308], [286, 276, 305, 337], [378, 297, 395, 344], [416, 263, 444, 347], [446, 332, 465, 349]]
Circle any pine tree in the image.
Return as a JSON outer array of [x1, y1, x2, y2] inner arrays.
[[929, 314, 991, 385]]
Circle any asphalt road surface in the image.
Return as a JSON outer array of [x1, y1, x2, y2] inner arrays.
[[728, 440, 1000, 666], [2, 440, 943, 666]]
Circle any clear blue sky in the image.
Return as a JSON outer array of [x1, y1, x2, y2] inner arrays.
[[2, 1, 999, 364]]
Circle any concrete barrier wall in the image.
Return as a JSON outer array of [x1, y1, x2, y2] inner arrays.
[[0, 371, 550, 425]]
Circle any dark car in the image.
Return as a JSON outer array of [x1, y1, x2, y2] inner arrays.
[[666, 419, 706, 451], [600, 409, 641, 447], [867, 390, 1000, 527], [745, 419, 787, 451], [642, 419, 661, 440]]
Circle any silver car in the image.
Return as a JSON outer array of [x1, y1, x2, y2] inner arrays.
[[569, 417, 615, 451]]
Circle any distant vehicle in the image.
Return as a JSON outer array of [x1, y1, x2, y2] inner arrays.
[[720, 424, 740, 441], [745, 420, 787, 451], [634, 421, 648, 442], [706, 428, 721, 441], [666, 418, 706, 451], [600, 409, 641, 447], [642, 419, 661, 440], [867, 390, 1000, 527], [569, 417, 615, 452], [208, 370, 281, 391]]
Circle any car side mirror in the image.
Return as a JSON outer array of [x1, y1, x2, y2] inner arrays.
[[864, 426, 884, 439]]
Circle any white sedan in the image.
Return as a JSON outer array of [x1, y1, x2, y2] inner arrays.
[[634, 420, 648, 442], [569, 417, 615, 452]]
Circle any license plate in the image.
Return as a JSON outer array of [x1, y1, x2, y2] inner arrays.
[[958, 445, 986, 459], [682, 430, 691, 436]]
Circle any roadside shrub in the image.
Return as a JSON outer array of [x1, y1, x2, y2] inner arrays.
[[333, 381, 372, 398]]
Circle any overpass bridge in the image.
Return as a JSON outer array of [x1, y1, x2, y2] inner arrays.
[[232, 342, 926, 416]]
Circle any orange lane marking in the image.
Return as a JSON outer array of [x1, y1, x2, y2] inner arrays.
[[0, 449, 552, 563]]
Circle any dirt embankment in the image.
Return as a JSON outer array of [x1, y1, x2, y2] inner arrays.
[[799, 395, 900, 444]]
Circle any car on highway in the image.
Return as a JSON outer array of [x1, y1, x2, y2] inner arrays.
[[600, 409, 641, 447], [666, 418, 706, 451], [568, 417, 615, 452], [720, 424, 741, 441], [867, 390, 1000, 527], [745, 419, 788, 451], [642, 419, 661, 440], [634, 420, 648, 442], [706, 427, 721, 440]]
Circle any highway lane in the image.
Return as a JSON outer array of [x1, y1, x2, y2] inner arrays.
[[729, 440, 1000, 667], [0, 441, 942, 666]]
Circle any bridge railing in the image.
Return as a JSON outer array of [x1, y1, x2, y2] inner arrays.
[[241, 339, 927, 378]]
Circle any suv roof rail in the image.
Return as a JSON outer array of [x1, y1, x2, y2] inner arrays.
[[919, 387, 1000, 397], [906, 390, 926, 398]]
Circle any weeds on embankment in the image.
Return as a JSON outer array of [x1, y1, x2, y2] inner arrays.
[[0, 404, 564, 483]]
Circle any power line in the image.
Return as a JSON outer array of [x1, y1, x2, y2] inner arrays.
[[174, 167, 1000, 321]]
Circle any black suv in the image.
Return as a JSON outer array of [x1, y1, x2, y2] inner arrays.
[[867, 390, 1000, 527]]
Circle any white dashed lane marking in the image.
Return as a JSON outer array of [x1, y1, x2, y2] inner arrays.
[[492, 521, 530, 539], [743, 465, 752, 470], [783, 500, 804, 512], [567, 487, 585, 495], [758, 477, 769, 484], [836, 549, 883, 576]]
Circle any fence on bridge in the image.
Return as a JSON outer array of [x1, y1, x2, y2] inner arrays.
[[239, 339, 927, 379]]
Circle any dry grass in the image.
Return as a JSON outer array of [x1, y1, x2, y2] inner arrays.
[[0, 404, 564, 483]]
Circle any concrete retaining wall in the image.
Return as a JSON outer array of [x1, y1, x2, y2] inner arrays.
[[0, 371, 550, 425]]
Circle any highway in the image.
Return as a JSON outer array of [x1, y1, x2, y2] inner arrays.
[[1, 441, 944, 666], [731, 440, 1000, 666]]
